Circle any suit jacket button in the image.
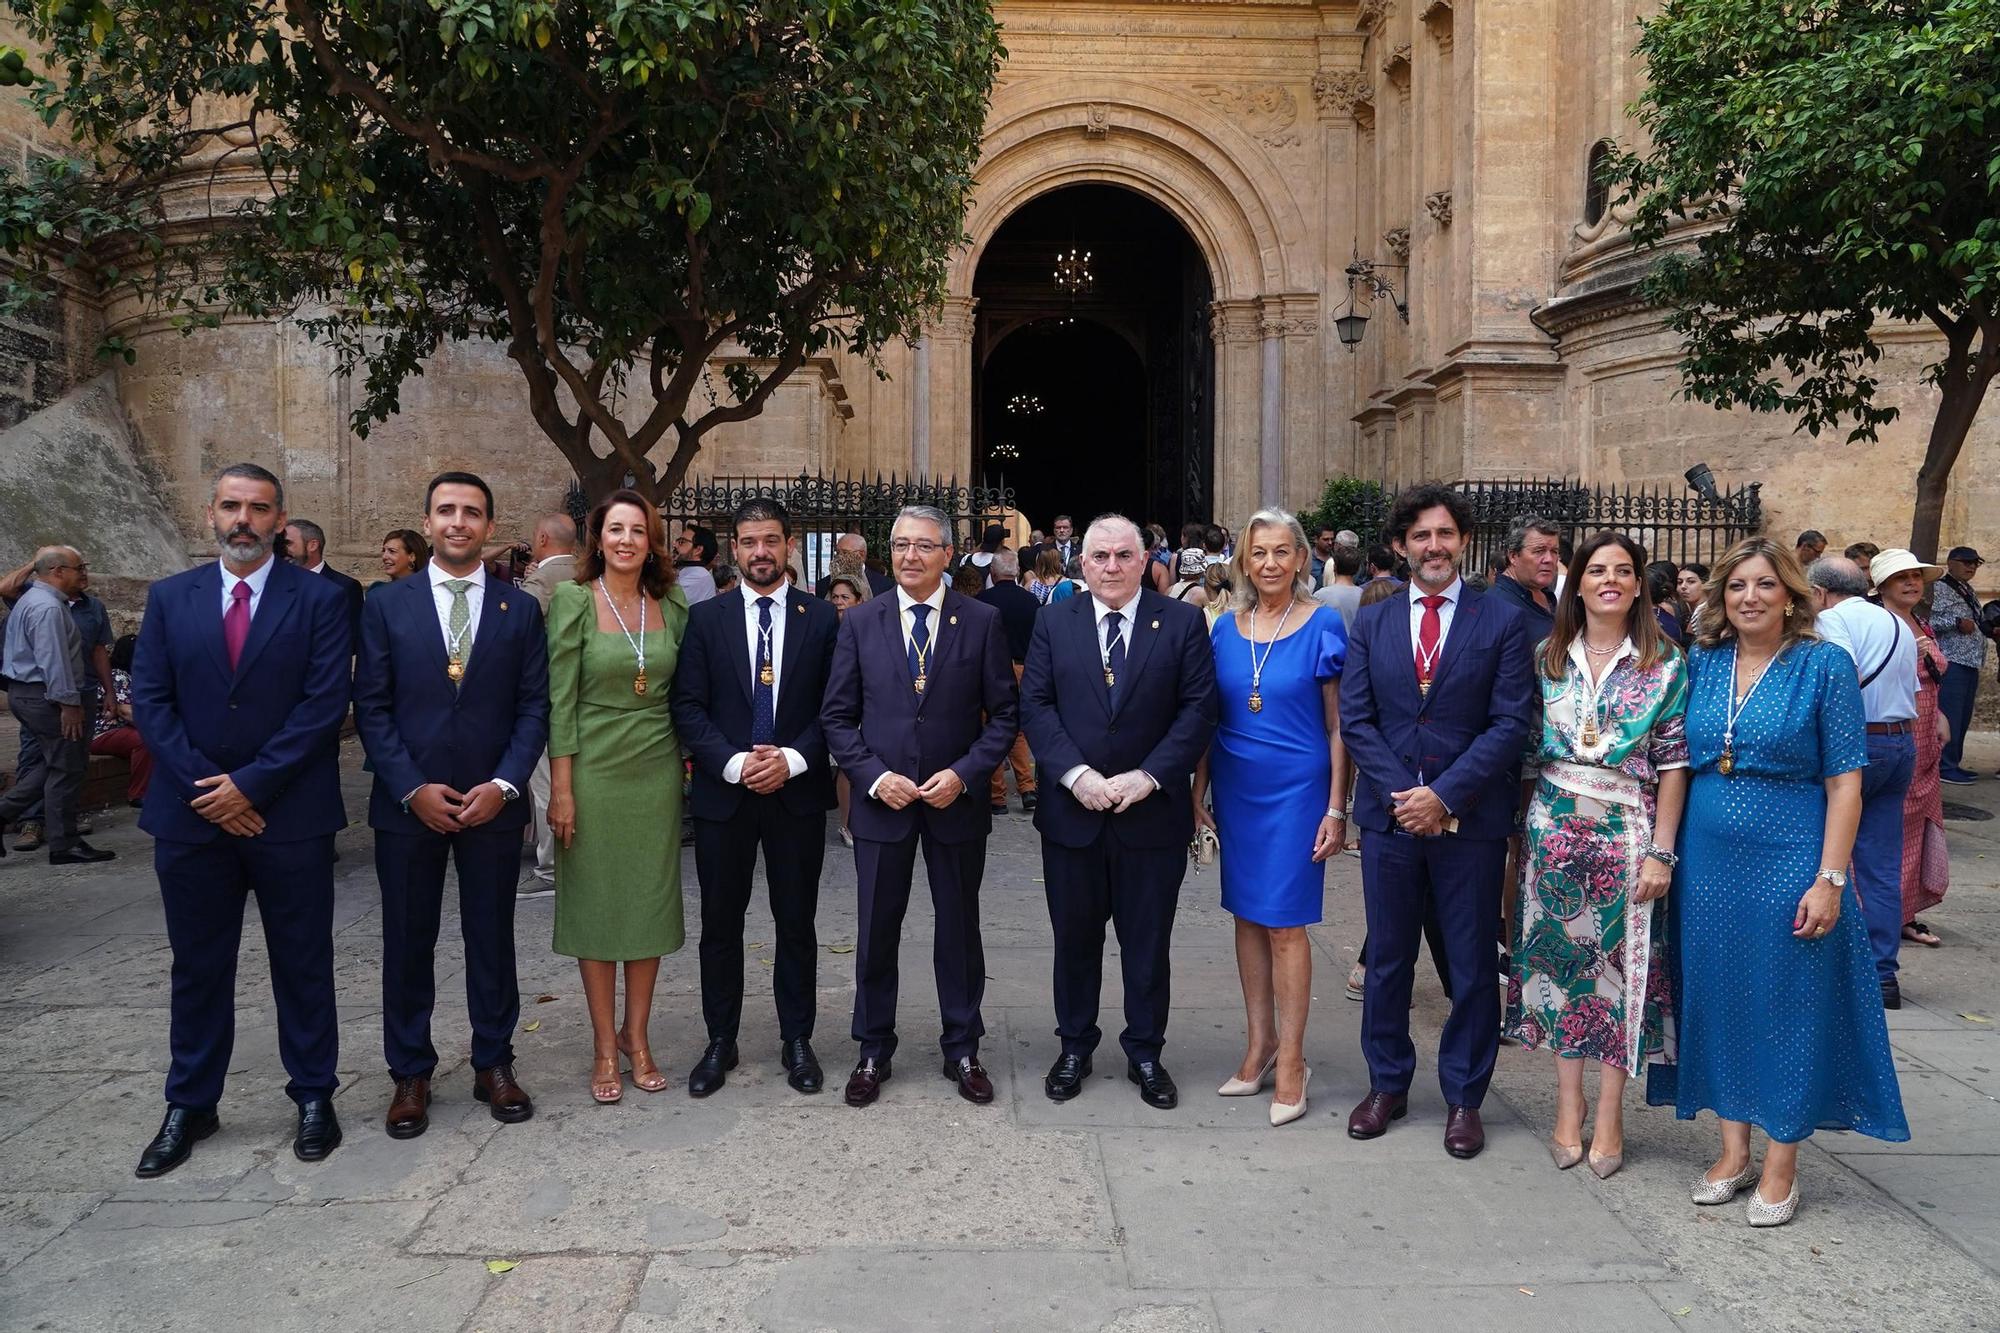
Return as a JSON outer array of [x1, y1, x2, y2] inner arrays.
[[228, 702, 238, 710], [1109, 724, 1118, 734]]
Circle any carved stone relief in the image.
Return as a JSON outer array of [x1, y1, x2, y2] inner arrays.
[[1383, 227, 1412, 261], [1189, 83, 1302, 150], [1311, 68, 1373, 120], [1083, 103, 1111, 137], [1424, 190, 1453, 227]]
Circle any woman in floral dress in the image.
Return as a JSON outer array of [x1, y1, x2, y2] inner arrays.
[[1872, 549, 1950, 946], [1508, 532, 1690, 1180]]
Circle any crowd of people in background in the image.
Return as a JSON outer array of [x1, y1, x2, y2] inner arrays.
[[0, 465, 1984, 1234]]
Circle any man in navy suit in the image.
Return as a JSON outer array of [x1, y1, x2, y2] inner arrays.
[[128, 463, 353, 1178], [284, 517, 365, 646], [1339, 483, 1535, 1160], [354, 472, 548, 1139], [671, 498, 840, 1098], [1020, 515, 1218, 1108], [821, 505, 1019, 1107]]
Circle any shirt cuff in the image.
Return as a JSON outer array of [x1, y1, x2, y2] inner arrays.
[[780, 747, 807, 778], [1059, 764, 1092, 790], [867, 772, 888, 799], [1141, 771, 1161, 793], [723, 752, 749, 784], [492, 779, 518, 800]]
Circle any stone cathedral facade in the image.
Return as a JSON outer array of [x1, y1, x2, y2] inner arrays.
[[1, 0, 1993, 581]]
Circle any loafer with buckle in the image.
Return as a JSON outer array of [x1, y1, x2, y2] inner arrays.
[[474, 1063, 534, 1123], [1346, 1090, 1408, 1139], [944, 1055, 995, 1104], [687, 1038, 739, 1098], [1127, 1059, 1178, 1110], [1443, 1104, 1485, 1159], [385, 1076, 430, 1139], [293, 1098, 343, 1162], [781, 1037, 823, 1094], [135, 1106, 219, 1179], [1045, 1052, 1091, 1102], [844, 1057, 890, 1107]]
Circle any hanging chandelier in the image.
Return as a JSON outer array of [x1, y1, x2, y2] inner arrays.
[[1053, 246, 1094, 295], [990, 441, 1021, 463], [1006, 393, 1046, 417]]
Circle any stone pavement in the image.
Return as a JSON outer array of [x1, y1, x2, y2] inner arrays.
[[1, 738, 1998, 1333]]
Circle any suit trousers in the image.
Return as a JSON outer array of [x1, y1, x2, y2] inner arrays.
[[156, 833, 339, 1109], [694, 796, 826, 1044], [989, 663, 1037, 804], [851, 828, 988, 1062], [528, 749, 555, 881], [375, 826, 522, 1079], [1854, 731, 1916, 983], [0, 686, 85, 850], [1939, 662, 1979, 774], [1042, 828, 1184, 1064], [1359, 829, 1505, 1107]]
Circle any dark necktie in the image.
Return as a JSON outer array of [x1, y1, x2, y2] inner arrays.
[[223, 580, 251, 671], [751, 596, 776, 746], [1104, 610, 1126, 692], [908, 603, 932, 688], [1416, 594, 1446, 692]]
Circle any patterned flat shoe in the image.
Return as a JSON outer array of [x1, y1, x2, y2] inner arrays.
[[1746, 1180, 1800, 1227], [1689, 1164, 1759, 1205]]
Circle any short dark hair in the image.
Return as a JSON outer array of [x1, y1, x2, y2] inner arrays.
[[1180, 521, 1206, 548], [732, 497, 791, 539], [1796, 529, 1826, 548], [426, 470, 495, 517], [383, 528, 429, 566], [1202, 524, 1226, 553], [1504, 514, 1563, 556], [1366, 543, 1395, 573], [212, 462, 284, 510], [1386, 483, 1472, 545], [1316, 522, 1338, 538], [687, 525, 719, 564], [1332, 545, 1362, 578], [287, 518, 326, 550]]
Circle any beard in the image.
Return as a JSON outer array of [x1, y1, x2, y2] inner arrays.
[[214, 521, 272, 564]]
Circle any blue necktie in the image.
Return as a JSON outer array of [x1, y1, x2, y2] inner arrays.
[[751, 596, 776, 746], [908, 603, 931, 688], [1105, 611, 1127, 693]]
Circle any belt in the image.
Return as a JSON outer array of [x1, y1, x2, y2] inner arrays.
[[1866, 720, 1914, 735]]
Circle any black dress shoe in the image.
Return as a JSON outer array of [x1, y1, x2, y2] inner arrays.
[[781, 1037, 823, 1094], [943, 1056, 995, 1104], [1044, 1052, 1091, 1102], [687, 1038, 739, 1098], [990, 802, 1008, 815], [1020, 792, 1038, 812], [844, 1057, 891, 1107], [1127, 1060, 1178, 1109], [135, 1106, 219, 1178], [50, 840, 115, 865], [1882, 978, 1902, 1011], [293, 1098, 342, 1162]]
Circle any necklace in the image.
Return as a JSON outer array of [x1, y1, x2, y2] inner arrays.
[[1582, 638, 1622, 657], [1572, 639, 1626, 748], [1720, 641, 1781, 776], [598, 577, 650, 695], [1245, 599, 1295, 713]]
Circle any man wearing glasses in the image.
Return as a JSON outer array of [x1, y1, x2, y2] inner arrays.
[[821, 505, 1019, 1107], [0, 547, 113, 863]]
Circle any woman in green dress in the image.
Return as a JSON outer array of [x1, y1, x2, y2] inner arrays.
[[546, 490, 689, 1104]]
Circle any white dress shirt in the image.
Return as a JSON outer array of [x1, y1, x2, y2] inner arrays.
[[721, 581, 808, 784], [1407, 575, 1464, 663], [866, 583, 950, 799], [1818, 595, 1919, 723], [416, 559, 516, 800], [219, 555, 276, 619], [1060, 591, 1158, 794]]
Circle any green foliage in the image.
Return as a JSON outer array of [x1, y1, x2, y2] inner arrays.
[[1297, 475, 1387, 543], [1614, 0, 2000, 553], [0, 1, 1003, 496]]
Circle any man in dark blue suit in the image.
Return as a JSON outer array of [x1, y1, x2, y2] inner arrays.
[[354, 472, 548, 1139], [1339, 483, 1535, 1160], [285, 517, 365, 647], [821, 505, 1019, 1107], [671, 498, 840, 1098], [1020, 515, 1218, 1108], [129, 463, 353, 1178]]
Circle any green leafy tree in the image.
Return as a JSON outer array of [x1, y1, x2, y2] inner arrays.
[[1617, 0, 2000, 559], [1297, 475, 1387, 544], [0, 1, 1002, 501]]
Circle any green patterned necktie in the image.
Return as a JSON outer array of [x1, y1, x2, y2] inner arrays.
[[445, 579, 473, 675]]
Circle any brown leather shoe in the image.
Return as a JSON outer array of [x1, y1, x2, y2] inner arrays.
[[1444, 1104, 1485, 1159], [1346, 1089, 1408, 1139], [385, 1076, 430, 1139], [474, 1063, 534, 1124], [943, 1056, 994, 1105], [844, 1058, 891, 1108]]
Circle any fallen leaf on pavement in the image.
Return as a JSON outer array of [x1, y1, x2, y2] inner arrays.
[[826, 943, 855, 954], [524, 1020, 541, 1032], [1961, 1013, 1992, 1024], [485, 1259, 519, 1275], [535, 994, 558, 1004], [1674, 1308, 1692, 1318], [1517, 1288, 1534, 1297]]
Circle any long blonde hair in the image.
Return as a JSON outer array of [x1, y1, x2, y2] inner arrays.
[[1229, 508, 1316, 612], [1692, 537, 1819, 649]]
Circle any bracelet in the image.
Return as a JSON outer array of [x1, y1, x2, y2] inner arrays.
[[1643, 843, 1679, 868], [1325, 808, 1347, 820]]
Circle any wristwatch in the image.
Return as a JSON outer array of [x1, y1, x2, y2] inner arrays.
[[1817, 868, 1848, 888]]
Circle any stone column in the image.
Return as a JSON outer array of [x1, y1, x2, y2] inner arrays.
[[1262, 293, 1323, 509], [1208, 299, 1264, 527], [1260, 323, 1284, 507], [927, 296, 978, 481], [910, 336, 931, 476]]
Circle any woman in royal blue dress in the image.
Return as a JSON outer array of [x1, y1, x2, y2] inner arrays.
[[1193, 508, 1348, 1127], [1649, 538, 1908, 1227]]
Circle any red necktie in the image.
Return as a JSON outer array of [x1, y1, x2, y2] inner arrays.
[[1416, 594, 1446, 690], [224, 580, 252, 670]]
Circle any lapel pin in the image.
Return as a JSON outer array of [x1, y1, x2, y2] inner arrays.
[[499, 601, 508, 612], [949, 614, 958, 625], [1151, 619, 1159, 629], [796, 602, 804, 613]]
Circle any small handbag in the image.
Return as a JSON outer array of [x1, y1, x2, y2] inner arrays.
[[1190, 823, 1219, 872]]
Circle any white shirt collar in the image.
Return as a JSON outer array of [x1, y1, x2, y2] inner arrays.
[[427, 559, 487, 590], [1566, 633, 1635, 677], [1090, 590, 1142, 623], [1408, 576, 1463, 606], [307, 560, 327, 575], [219, 555, 276, 595], [896, 583, 947, 616], [740, 579, 786, 609]]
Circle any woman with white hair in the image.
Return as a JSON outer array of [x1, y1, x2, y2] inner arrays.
[[1192, 508, 1350, 1125]]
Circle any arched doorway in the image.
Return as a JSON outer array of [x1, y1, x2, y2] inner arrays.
[[971, 184, 1214, 537]]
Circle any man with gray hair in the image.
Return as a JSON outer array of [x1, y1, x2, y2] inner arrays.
[[1490, 515, 1561, 631], [1809, 554, 1919, 1008], [0, 546, 109, 863], [284, 517, 365, 645]]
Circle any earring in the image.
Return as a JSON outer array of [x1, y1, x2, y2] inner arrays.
[[1784, 602, 1796, 618]]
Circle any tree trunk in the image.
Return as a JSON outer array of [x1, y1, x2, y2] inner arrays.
[[1910, 364, 1995, 562]]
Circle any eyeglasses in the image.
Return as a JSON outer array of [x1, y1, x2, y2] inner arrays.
[[890, 539, 946, 556]]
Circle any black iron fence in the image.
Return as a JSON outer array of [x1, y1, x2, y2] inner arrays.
[[1348, 477, 1764, 574], [658, 472, 1018, 588]]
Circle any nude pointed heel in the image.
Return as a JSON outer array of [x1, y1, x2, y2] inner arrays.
[[1270, 1067, 1312, 1127], [1218, 1052, 1278, 1097]]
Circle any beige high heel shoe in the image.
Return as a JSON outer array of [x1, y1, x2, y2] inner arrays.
[[1270, 1067, 1312, 1127], [1217, 1052, 1277, 1097]]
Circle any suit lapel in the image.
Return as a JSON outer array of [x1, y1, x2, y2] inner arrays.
[[1109, 592, 1159, 719], [1381, 589, 1421, 710], [404, 574, 451, 681], [235, 563, 298, 678], [1424, 589, 1480, 706], [192, 564, 230, 679], [779, 588, 807, 687], [455, 578, 504, 693], [724, 590, 755, 705], [1070, 595, 1113, 717]]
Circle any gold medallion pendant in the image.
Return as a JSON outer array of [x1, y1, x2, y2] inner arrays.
[[1419, 679, 1432, 697], [760, 664, 775, 686], [1104, 668, 1116, 687], [1248, 690, 1263, 714], [914, 674, 928, 695], [1718, 748, 1735, 776], [447, 657, 465, 683], [633, 668, 649, 696], [1580, 717, 1600, 748]]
